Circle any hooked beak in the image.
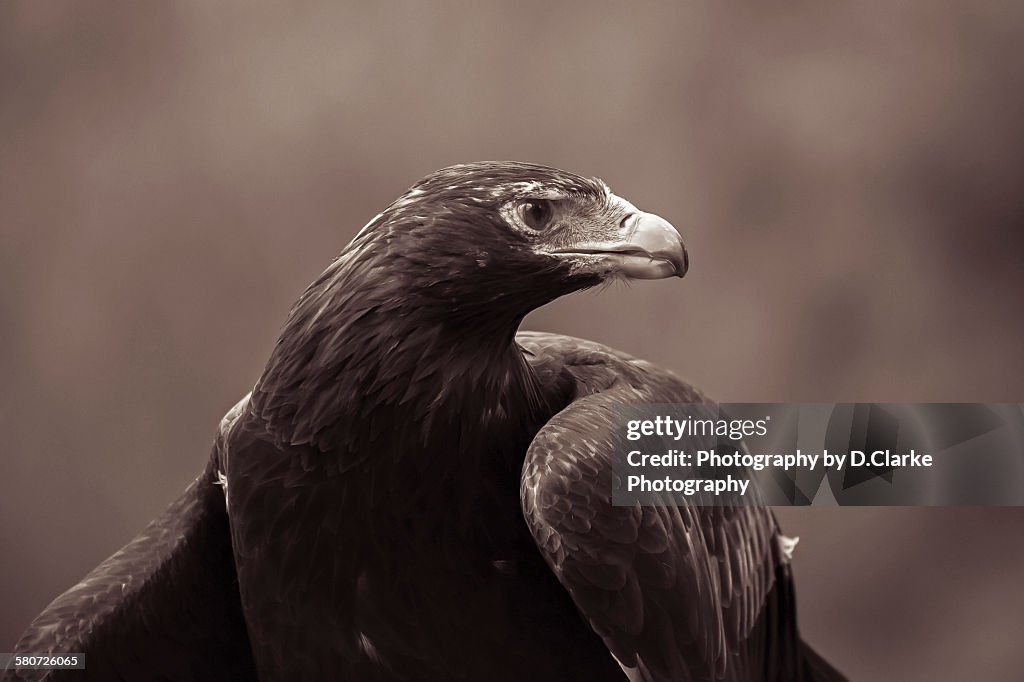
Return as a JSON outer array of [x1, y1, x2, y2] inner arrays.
[[554, 211, 688, 280]]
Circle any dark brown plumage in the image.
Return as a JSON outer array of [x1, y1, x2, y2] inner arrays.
[[5, 162, 842, 682]]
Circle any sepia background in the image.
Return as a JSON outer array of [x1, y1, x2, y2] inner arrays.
[[2, 2, 1023, 679]]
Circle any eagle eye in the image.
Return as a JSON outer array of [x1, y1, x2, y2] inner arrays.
[[518, 200, 554, 231]]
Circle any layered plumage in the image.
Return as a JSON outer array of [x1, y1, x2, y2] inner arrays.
[[6, 162, 843, 682]]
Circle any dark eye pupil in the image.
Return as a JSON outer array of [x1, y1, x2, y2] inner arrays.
[[522, 200, 552, 230]]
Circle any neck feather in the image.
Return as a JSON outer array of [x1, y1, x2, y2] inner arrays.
[[251, 262, 549, 464]]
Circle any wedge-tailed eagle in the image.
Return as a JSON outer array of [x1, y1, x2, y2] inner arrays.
[[7, 162, 844, 682]]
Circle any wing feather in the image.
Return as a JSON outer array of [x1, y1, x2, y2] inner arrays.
[[517, 332, 800, 682]]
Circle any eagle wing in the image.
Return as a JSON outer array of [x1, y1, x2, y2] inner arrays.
[[518, 331, 801, 682], [4, 398, 256, 682]]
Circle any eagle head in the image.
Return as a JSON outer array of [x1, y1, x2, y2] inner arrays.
[[346, 161, 687, 317]]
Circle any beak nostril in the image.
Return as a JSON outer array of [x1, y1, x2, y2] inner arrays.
[[619, 213, 636, 230]]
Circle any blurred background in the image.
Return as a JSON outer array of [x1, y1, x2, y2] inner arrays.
[[2, 1, 1023, 679]]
